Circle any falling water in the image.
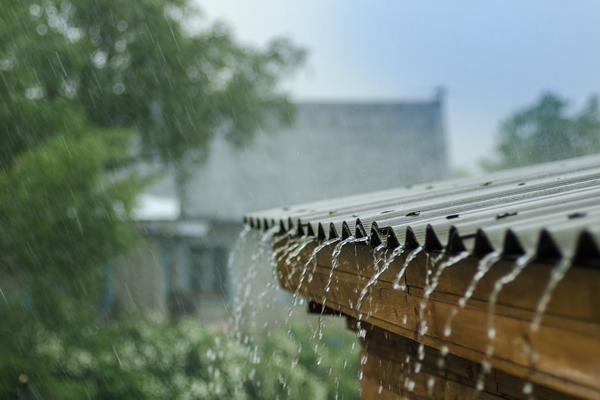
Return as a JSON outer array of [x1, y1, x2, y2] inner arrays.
[[356, 245, 403, 317], [293, 238, 340, 302], [286, 238, 340, 325], [475, 252, 534, 391], [392, 246, 424, 290], [284, 235, 316, 267], [232, 225, 280, 337], [228, 224, 252, 272], [372, 243, 387, 272], [325, 236, 369, 293], [424, 251, 470, 298], [486, 253, 534, 346], [530, 257, 572, 332], [418, 251, 469, 336], [443, 251, 500, 337]]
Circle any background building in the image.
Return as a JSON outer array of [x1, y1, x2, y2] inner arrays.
[[110, 94, 448, 322]]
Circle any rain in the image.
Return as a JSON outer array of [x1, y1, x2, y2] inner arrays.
[[0, 1, 599, 399]]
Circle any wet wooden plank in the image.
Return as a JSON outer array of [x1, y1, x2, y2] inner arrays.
[[276, 242, 600, 399], [358, 323, 579, 400]]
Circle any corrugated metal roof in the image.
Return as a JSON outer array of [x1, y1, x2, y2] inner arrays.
[[245, 154, 600, 266]]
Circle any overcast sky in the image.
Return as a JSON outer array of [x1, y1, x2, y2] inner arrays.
[[199, 0, 600, 173]]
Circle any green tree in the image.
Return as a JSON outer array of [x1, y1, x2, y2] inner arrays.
[[481, 92, 600, 171], [0, 0, 304, 307], [2, 0, 305, 168], [0, 0, 305, 396]]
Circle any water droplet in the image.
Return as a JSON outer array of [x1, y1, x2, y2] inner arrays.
[[113, 83, 125, 95], [117, 21, 129, 32], [30, 4, 42, 16], [115, 40, 126, 52]]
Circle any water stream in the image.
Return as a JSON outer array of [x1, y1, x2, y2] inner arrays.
[[475, 253, 534, 391], [392, 246, 424, 290], [286, 238, 340, 325], [235, 220, 576, 398], [530, 257, 572, 332], [418, 251, 469, 336], [486, 253, 534, 348], [231, 225, 280, 338], [443, 251, 501, 337], [325, 236, 369, 293], [355, 245, 404, 323]]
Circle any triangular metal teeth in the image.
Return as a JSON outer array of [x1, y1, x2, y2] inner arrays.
[[342, 221, 353, 240], [404, 227, 420, 249], [502, 229, 526, 259], [473, 229, 495, 257], [287, 217, 295, 232], [263, 218, 270, 231], [296, 219, 305, 237], [355, 219, 367, 239], [369, 222, 383, 248], [279, 219, 287, 234], [425, 225, 443, 252], [329, 223, 339, 240], [306, 222, 316, 237], [317, 223, 327, 241], [249, 217, 255, 229], [386, 229, 401, 249], [446, 226, 467, 254], [535, 229, 562, 263], [573, 231, 600, 268]]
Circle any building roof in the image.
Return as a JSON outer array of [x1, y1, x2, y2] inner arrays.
[[245, 154, 600, 265], [180, 99, 447, 221]]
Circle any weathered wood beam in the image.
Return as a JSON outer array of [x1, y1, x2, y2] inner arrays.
[[275, 240, 600, 399]]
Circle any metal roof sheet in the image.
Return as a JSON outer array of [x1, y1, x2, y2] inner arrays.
[[245, 154, 600, 266]]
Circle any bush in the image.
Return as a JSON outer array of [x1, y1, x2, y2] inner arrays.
[[0, 311, 359, 400]]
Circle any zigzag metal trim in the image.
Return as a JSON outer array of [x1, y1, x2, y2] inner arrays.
[[245, 155, 600, 267]]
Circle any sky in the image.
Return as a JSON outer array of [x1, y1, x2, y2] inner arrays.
[[198, 0, 600, 173]]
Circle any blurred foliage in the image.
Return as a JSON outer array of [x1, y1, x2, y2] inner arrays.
[[0, 0, 311, 398], [482, 92, 600, 171], [0, 313, 359, 400], [0, 0, 306, 169]]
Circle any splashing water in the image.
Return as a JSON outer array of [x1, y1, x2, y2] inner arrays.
[[357, 245, 403, 318], [232, 225, 280, 337], [392, 246, 424, 290], [294, 238, 340, 300], [227, 225, 252, 274], [286, 238, 339, 325], [475, 253, 534, 391], [424, 251, 469, 298], [417, 251, 469, 336], [313, 237, 370, 343], [263, 233, 300, 296], [443, 251, 500, 337], [486, 253, 534, 346], [531, 257, 572, 332], [325, 236, 369, 293], [372, 243, 387, 272], [284, 236, 316, 267]]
